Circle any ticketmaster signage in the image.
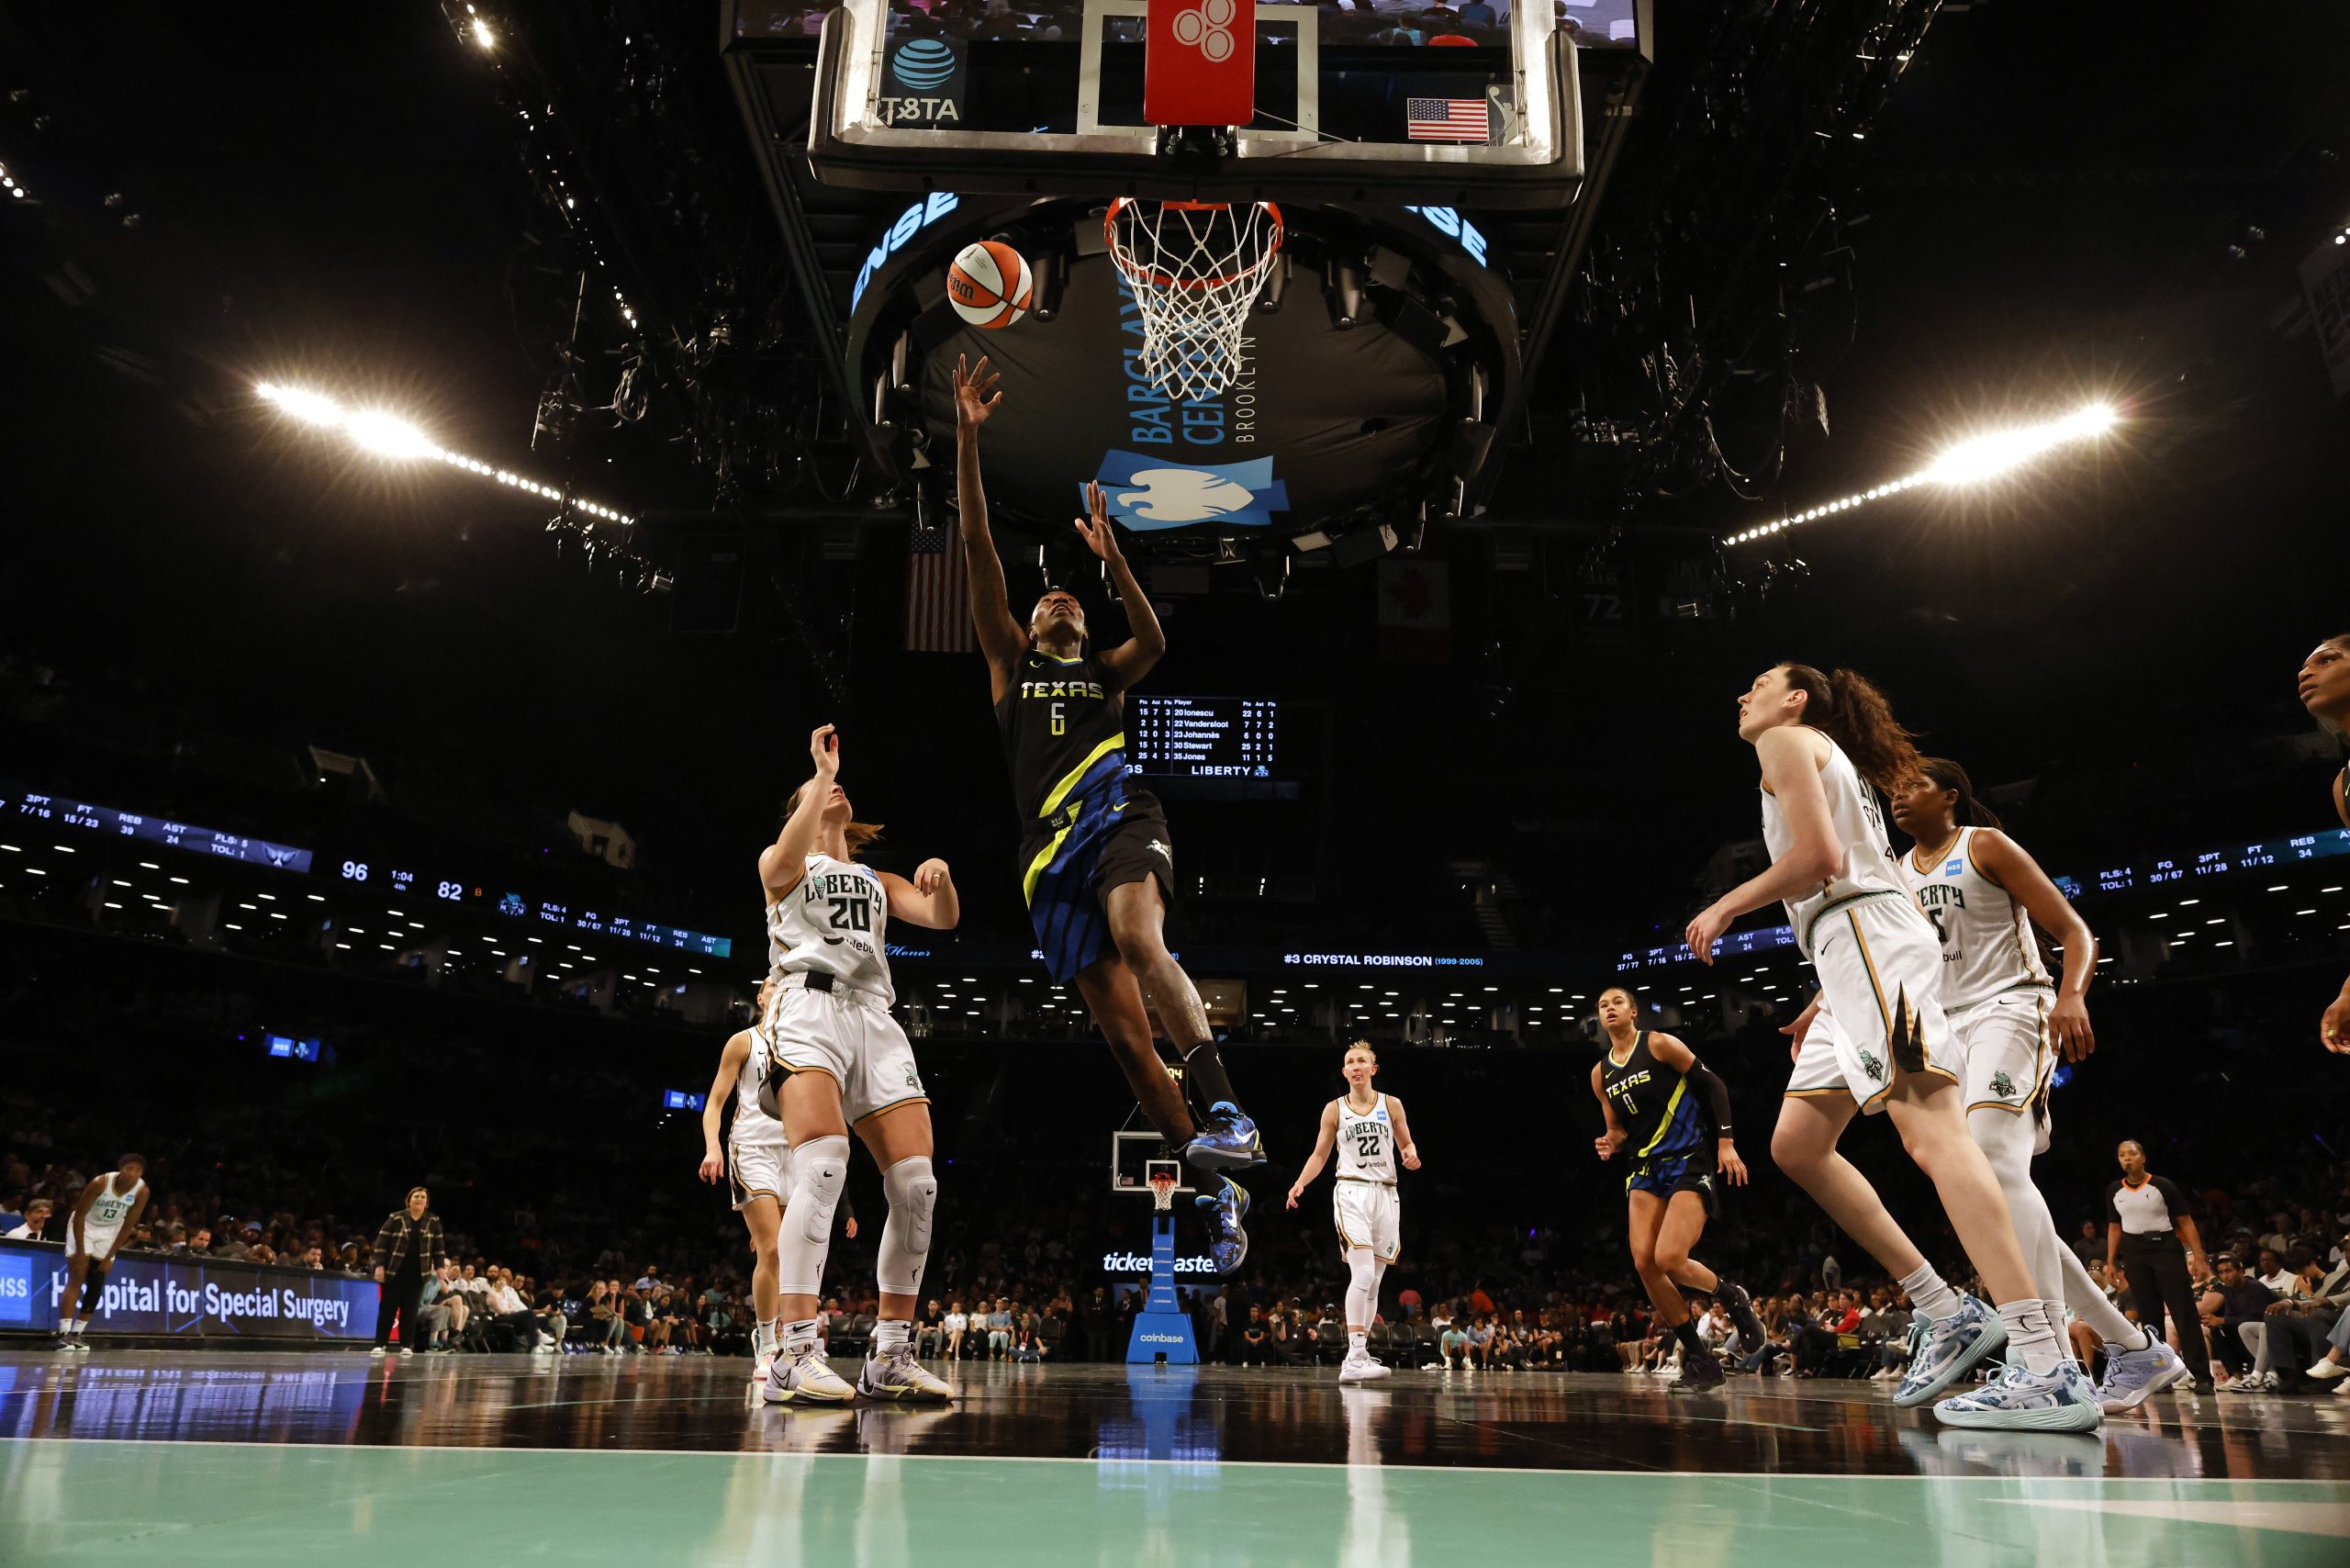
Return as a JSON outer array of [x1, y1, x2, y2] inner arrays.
[[0, 1240, 376, 1339], [1101, 1249, 1217, 1276]]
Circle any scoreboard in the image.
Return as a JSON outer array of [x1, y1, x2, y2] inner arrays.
[[1128, 697, 1278, 778]]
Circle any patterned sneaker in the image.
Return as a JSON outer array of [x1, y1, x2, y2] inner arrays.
[[1718, 1281, 1766, 1351], [1183, 1103, 1268, 1172], [1934, 1361, 2104, 1432], [762, 1345, 856, 1406], [1195, 1176, 1251, 1273], [1894, 1295, 2007, 1409], [857, 1348, 956, 1403], [1337, 1351, 1391, 1383], [1671, 1350, 1727, 1394]]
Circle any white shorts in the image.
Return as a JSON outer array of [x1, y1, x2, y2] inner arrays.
[[729, 1138, 790, 1212], [64, 1220, 122, 1261], [1789, 894, 1961, 1114], [767, 986, 927, 1126], [1950, 986, 2055, 1153], [1333, 1181, 1400, 1262]]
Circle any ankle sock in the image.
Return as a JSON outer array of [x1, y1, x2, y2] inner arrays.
[[1998, 1299, 2064, 1376], [1898, 1263, 1960, 1322]]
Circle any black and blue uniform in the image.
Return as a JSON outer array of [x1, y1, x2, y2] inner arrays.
[[996, 649, 1175, 984], [1602, 1031, 1722, 1216]]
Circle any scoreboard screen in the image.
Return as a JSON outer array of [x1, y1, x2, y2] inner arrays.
[[1128, 697, 1278, 778]]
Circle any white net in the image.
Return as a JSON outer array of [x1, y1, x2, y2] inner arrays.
[[1104, 198, 1283, 403], [1147, 1172, 1177, 1212]]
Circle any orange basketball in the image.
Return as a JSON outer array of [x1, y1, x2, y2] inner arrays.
[[946, 239, 1034, 330]]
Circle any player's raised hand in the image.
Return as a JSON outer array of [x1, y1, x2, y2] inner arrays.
[[913, 858, 953, 895], [810, 723, 840, 779], [953, 353, 1002, 431], [1719, 1143, 1750, 1187], [698, 1150, 726, 1185], [1074, 482, 1123, 563]]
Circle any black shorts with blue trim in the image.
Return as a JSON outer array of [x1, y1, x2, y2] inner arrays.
[[1625, 1148, 1719, 1219], [1020, 788, 1175, 984]]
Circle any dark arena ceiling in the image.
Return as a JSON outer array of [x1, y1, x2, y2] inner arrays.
[[1, 0, 2346, 958]]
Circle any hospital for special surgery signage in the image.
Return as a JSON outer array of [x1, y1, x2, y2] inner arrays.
[[0, 1240, 376, 1339]]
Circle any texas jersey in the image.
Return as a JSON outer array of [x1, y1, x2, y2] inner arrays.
[[996, 650, 1130, 827], [1762, 733, 1911, 955], [765, 853, 894, 1002], [1335, 1095, 1397, 1182], [1899, 826, 2051, 1010], [1601, 1033, 1709, 1163]]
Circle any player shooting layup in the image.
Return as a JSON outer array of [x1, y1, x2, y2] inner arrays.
[[953, 353, 1263, 1271]]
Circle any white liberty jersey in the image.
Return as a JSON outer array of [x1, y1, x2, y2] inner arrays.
[[765, 853, 894, 1003], [1335, 1094, 1397, 1183], [1761, 733, 1912, 956], [85, 1173, 144, 1231], [1899, 826, 2052, 1010], [731, 1027, 788, 1148]]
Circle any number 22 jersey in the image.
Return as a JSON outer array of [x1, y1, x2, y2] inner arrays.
[[766, 853, 894, 1003]]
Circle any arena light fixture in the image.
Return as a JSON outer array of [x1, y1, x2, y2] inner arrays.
[[256, 381, 635, 523], [1726, 402, 2120, 546]]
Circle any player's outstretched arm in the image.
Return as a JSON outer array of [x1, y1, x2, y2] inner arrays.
[[878, 858, 959, 930], [951, 355, 1028, 689], [1970, 828, 2098, 1062], [1685, 726, 1841, 963], [1073, 481, 1167, 690], [760, 724, 840, 902], [1590, 1063, 1628, 1159], [1285, 1102, 1340, 1207], [699, 1034, 750, 1184], [1386, 1095, 1422, 1170]]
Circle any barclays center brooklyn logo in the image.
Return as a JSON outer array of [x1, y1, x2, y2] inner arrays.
[[890, 38, 957, 90]]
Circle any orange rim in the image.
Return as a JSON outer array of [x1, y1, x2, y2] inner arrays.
[[1104, 197, 1284, 292]]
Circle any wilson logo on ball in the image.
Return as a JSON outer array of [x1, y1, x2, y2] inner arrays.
[[946, 240, 1034, 330]]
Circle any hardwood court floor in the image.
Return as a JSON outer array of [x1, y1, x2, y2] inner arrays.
[[3, 1350, 2347, 1564]]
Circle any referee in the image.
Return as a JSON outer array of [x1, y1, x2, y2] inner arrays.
[[2105, 1140, 2214, 1393]]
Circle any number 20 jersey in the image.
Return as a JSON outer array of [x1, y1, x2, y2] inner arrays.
[[766, 853, 894, 1004]]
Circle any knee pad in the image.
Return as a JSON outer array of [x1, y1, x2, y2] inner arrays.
[[878, 1156, 937, 1296], [776, 1136, 850, 1294]]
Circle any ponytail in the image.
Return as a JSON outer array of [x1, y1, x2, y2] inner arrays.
[[1779, 663, 1921, 794], [1918, 756, 2002, 830]]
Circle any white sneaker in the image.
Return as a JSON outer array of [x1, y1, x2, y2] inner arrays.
[[369, 1346, 387, 1358], [856, 1348, 955, 1403], [1337, 1352, 1391, 1383], [2096, 1338, 2188, 1412], [399, 1347, 415, 1358], [2306, 1357, 2349, 1382], [764, 1345, 857, 1406], [1934, 1361, 2104, 1432], [531, 1341, 555, 1356]]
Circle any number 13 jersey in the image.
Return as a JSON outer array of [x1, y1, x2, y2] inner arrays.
[[767, 853, 894, 1003], [1898, 826, 2049, 1010]]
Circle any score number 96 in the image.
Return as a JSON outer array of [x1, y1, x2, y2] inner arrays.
[[338, 860, 465, 901]]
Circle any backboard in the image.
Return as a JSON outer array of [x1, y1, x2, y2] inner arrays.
[[797, 0, 1601, 206], [1112, 1129, 1198, 1196]]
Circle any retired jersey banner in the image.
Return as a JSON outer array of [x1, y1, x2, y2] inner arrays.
[[1146, 0, 1256, 127]]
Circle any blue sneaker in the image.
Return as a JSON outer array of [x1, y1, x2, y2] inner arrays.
[[1933, 1361, 2104, 1431], [1194, 1176, 1250, 1273], [1183, 1103, 1267, 1172], [1894, 1294, 2007, 1408]]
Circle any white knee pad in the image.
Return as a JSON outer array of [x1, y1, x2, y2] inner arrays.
[[878, 1155, 937, 1297], [1344, 1250, 1383, 1330], [777, 1136, 850, 1296]]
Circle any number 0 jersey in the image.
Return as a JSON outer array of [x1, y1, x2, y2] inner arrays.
[[1601, 1033, 1709, 1163], [1761, 732, 1914, 956], [1335, 1094, 1397, 1183], [765, 853, 894, 1003], [1897, 825, 2051, 1010]]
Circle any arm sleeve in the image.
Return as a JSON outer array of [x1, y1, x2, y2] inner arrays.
[[1686, 1059, 1735, 1134]]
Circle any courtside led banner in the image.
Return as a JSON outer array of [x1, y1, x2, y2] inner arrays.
[[0, 1241, 377, 1340]]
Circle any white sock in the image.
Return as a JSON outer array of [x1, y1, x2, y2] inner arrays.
[[1899, 1263, 1960, 1323], [2053, 1247, 2151, 1351], [874, 1319, 911, 1358], [782, 1318, 820, 1358], [1998, 1299, 2064, 1376], [1348, 1329, 1367, 1354]]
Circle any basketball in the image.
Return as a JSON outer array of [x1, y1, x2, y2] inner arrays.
[[946, 239, 1033, 330]]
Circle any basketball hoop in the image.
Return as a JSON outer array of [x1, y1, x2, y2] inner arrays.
[[1147, 1170, 1179, 1213], [1104, 198, 1282, 403]]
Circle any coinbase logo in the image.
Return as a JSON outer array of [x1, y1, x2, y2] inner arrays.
[[890, 38, 957, 90]]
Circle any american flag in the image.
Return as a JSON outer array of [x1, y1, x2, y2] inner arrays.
[[904, 524, 976, 654], [1405, 96, 1491, 143]]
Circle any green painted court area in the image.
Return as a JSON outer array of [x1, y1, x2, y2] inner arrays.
[[5, 1439, 2347, 1567]]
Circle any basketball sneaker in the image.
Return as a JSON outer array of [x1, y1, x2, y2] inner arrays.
[[1194, 1175, 1250, 1272], [857, 1347, 956, 1403], [1717, 1280, 1765, 1350], [751, 1322, 778, 1383], [1337, 1350, 1391, 1383], [1183, 1103, 1268, 1172], [1933, 1361, 2104, 1432], [1893, 1294, 2006, 1408], [1671, 1350, 1726, 1394], [763, 1345, 856, 1406]]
